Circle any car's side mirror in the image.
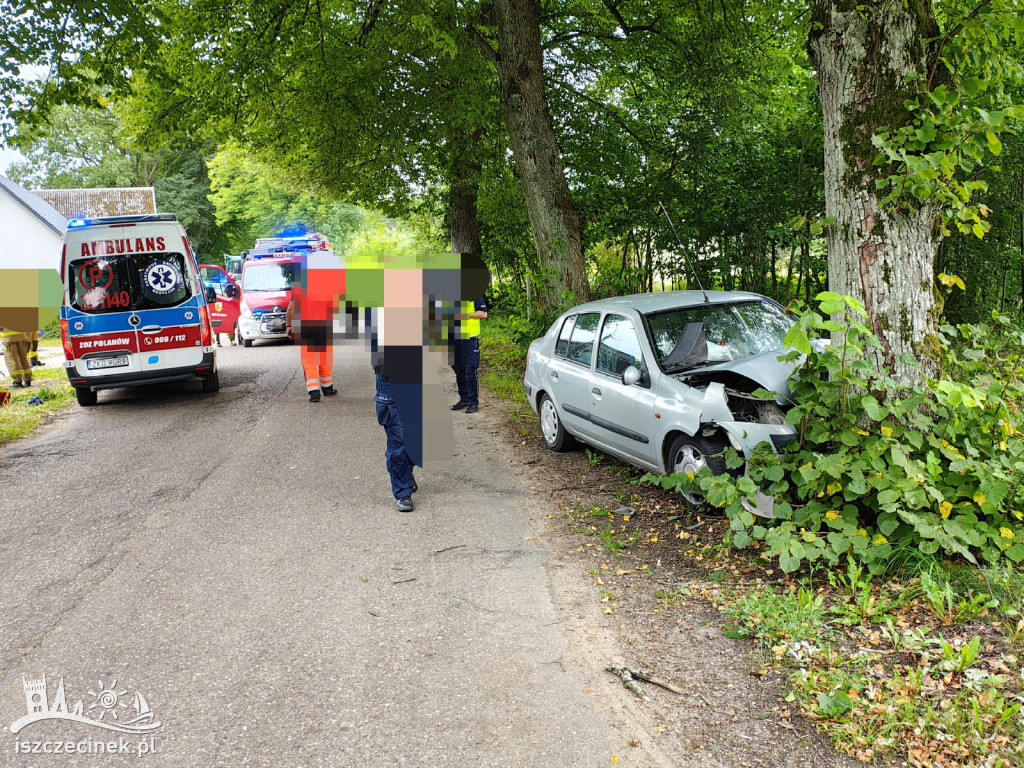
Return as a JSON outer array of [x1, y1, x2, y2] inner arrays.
[[225, 284, 240, 299], [622, 366, 642, 386], [205, 286, 217, 303]]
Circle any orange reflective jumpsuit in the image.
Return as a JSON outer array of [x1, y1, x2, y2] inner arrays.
[[290, 251, 345, 397]]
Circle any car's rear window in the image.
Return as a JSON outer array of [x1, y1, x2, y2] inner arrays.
[[566, 312, 600, 366], [68, 252, 193, 313], [646, 301, 791, 366]]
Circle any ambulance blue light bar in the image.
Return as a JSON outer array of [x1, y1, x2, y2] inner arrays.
[[65, 214, 178, 229]]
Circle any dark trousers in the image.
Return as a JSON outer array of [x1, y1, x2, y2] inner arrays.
[[451, 337, 480, 405], [374, 376, 415, 500]]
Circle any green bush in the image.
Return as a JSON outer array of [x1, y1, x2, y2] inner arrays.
[[651, 292, 1024, 572]]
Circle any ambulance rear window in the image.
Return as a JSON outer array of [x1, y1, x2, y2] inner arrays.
[[69, 252, 194, 313]]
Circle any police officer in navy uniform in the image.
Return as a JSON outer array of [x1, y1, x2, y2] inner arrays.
[[373, 362, 417, 512], [450, 295, 487, 413]]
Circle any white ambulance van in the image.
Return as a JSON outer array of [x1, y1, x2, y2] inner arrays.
[[59, 214, 219, 406]]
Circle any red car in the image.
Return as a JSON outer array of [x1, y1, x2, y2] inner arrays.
[[199, 264, 242, 345]]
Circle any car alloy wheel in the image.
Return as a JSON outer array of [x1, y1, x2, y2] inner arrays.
[[539, 393, 576, 452], [669, 432, 731, 510]]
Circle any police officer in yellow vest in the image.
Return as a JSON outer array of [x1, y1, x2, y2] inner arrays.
[[450, 296, 487, 414], [0, 328, 33, 387]]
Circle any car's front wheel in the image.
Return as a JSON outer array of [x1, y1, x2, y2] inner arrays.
[[539, 393, 576, 452], [668, 432, 732, 510]]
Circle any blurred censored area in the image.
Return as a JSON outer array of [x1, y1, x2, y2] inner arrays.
[[344, 250, 491, 469], [0, 268, 62, 334]]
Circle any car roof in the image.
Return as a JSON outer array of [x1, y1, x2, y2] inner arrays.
[[564, 290, 772, 316]]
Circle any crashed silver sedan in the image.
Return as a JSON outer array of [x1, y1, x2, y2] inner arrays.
[[523, 291, 797, 498]]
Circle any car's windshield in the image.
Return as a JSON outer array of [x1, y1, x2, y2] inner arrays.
[[646, 301, 792, 368], [242, 262, 294, 292]]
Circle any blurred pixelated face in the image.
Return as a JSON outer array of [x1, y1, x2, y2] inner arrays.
[[380, 269, 425, 346]]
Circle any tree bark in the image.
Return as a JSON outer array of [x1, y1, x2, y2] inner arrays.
[[492, 0, 590, 307], [448, 128, 483, 259], [808, 0, 944, 387]]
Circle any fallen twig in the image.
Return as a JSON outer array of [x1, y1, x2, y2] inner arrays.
[[431, 544, 466, 556], [605, 665, 649, 701], [392, 577, 417, 585]]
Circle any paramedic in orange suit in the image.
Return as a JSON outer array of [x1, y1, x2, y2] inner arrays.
[[286, 249, 346, 403]]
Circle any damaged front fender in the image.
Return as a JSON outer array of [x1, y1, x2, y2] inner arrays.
[[714, 421, 796, 519]]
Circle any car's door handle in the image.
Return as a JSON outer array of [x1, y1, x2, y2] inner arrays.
[[550, 371, 558, 381], [592, 387, 602, 396], [140, 326, 163, 334]]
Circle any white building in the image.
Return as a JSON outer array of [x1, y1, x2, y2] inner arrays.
[[0, 174, 66, 272]]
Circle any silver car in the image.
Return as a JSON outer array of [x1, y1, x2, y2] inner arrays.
[[523, 291, 798, 500]]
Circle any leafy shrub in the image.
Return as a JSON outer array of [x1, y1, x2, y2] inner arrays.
[[651, 292, 1024, 572]]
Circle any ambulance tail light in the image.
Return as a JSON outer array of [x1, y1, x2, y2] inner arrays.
[[199, 305, 213, 347], [60, 318, 73, 359]]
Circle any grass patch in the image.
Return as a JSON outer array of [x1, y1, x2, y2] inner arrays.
[[721, 586, 829, 655], [1, 366, 75, 445], [479, 318, 530, 405], [715, 574, 1024, 767]]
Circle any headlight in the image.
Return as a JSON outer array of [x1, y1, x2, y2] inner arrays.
[[240, 301, 253, 318]]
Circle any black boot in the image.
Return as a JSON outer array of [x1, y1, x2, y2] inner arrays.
[[309, 390, 321, 403], [321, 385, 337, 396]]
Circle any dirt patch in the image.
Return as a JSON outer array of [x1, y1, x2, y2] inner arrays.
[[483, 394, 863, 768]]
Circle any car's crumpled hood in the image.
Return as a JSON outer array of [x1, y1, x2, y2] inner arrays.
[[678, 349, 796, 401]]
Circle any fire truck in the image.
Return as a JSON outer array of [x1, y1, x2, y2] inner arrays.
[[234, 234, 332, 347]]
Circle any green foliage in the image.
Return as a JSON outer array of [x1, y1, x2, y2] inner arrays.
[[870, 0, 1024, 239], [722, 586, 829, 654], [826, 561, 915, 625], [651, 291, 1024, 573]]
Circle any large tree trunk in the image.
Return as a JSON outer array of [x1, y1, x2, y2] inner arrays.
[[808, 1, 943, 387], [448, 128, 483, 258], [491, 0, 590, 307]]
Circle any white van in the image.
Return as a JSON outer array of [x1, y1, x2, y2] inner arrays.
[[59, 214, 219, 406]]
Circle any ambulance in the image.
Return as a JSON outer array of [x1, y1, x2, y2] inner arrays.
[[59, 214, 219, 406]]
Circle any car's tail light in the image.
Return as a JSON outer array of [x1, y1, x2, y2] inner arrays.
[[60, 318, 73, 359], [199, 306, 212, 347]]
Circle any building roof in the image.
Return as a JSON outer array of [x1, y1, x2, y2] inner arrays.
[[0, 174, 67, 235], [34, 186, 157, 219]]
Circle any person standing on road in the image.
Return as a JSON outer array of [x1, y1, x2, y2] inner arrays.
[[287, 248, 345, 403], [0, 327, 32, 387], [450, 295, 487, 414], [372, 348, 417, 513]]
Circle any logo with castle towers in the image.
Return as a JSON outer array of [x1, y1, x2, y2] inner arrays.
[[10, 675, 161, 735]]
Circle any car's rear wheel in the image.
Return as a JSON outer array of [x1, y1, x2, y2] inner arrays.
[[668, 432, 732, 510], [75, 386, 98, 407], [539, 393, 576, 452]]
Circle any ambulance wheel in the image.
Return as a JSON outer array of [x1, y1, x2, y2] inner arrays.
[[202, 371, 220, 393], [242, 337, 253, 348], [75, 387, 98, 407]]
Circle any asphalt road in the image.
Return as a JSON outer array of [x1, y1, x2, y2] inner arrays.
[[0, 340, 614, 767]]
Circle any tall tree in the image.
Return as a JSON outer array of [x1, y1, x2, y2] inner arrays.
[[488, 0, 590, 305], [808, 0, 1024, 386]]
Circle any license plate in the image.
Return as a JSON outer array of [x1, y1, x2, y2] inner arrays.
[[263, 318, 286, 332], [86, 356, 129, 370]]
